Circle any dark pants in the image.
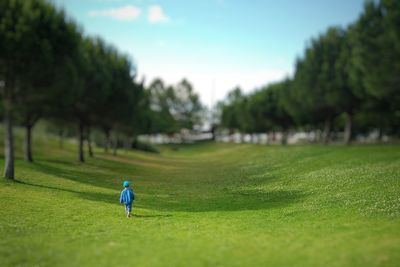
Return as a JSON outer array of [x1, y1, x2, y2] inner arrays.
[[125, 203, 133, 212]]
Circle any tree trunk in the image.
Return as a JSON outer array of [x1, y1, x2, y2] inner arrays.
[[313, 130, 320, 143], [4, 108, 14, 179], [78, 122, 85, 163], [322, 118, 332, 144], [104, 130, 110, 153], [87, 127, 94, 157], [378, 126, 383, 142], [59, 129, 64, 149], [124, 138, 132, 152], [344, 112, 353, 145], [113, 135, 118, 156], [269, 131, 276, 144], [211, 126, 216, 141], [230, 130, 235, 143], [281, 130, 288, 145], [24, 124, 33, 162], [377, 119, 384, 142]]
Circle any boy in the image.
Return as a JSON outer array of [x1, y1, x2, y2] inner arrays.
[[120, 181, 135, 218]]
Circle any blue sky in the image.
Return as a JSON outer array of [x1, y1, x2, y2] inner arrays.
[[51, 0, 365, 107]]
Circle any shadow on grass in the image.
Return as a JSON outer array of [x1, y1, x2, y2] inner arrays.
[[35, 158, 78, 167], [15, 177, 306, 213], [15, 156, 307, 213], [28, 160, 121, 191], [136, 189, 307, 212], [132, 214, 173, 218], [14, 179, 118, 205]]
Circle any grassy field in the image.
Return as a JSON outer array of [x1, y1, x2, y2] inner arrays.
[[0, 132, 399, 267]]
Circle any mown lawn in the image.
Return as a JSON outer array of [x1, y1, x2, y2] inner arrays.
[[0, 135, 399, 266]]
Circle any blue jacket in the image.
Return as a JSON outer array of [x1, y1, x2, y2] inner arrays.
[[120, 188, 135, 204]]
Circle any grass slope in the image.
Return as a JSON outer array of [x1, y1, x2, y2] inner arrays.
[[0, 135, 399, 266]]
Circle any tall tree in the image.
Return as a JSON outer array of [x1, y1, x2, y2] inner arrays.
[[272, 80, 295, 144], [292, 27, 349, 144], [220, 87, 245, 136], [147, 79, 179, 134], [145, 78, 204, 138], [170, 79, 204, 130], [81, 37, 114, 158], [16, 11, 80, 162], [350, 0, 400, 137], [0, 0, 80, 176], [105, 51, 138, 155]]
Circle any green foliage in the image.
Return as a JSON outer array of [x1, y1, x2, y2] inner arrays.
[[352, 0, 399, 104], [220, 81, 294, 136], [172, 79, 204, 130], [292, 27, 347, 124], [146, 79, 179, 134], [146, 78, 204, 134], [220, 87, 248, 132], [349, 0, 400, 135], [0, 0, 80, 108], [245, 89, 271, 132]]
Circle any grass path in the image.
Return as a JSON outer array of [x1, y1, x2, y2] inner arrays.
[[0, 141, 399, 266]]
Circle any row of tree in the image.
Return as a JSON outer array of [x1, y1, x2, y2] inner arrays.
[[145, 78, 203, 134], [218, 0, 399, 144], [0, 0, 204, 179]]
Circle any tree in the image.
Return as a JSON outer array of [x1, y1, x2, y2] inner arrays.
[[146, 78, 203, 135], [147, 79, 179, 134], [334, 25, 378, 144], [80, 37, 113, 158], [170, 79, 204, 130], [350, 0, 400, 137], [0, 0, 80, 176], [272, 80, 295, 144], [247, 81, 294, 145], [16, 12, 80, 162], [220, 87, 245, 134], [292, 27, 349, 144], [246, 88, 275, 138], [104, 51, 138, 155]]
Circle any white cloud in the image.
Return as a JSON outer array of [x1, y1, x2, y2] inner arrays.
[[88, 5, 141, 21], [148, 5, 169, 24]]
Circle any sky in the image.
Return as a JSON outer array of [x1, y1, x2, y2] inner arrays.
[[51, 0, 366, 108]]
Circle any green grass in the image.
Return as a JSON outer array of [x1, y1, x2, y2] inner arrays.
[[0, 131, 399, 266]]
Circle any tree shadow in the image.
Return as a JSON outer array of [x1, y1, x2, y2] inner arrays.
[[132, 214, 173, 218], [15, 176, 306, 213], [13, 180, 172, 218], [15, 179, 118, 205], [137, 188, 307, 212], [35, 158, 78, 167], [28, 161, 120, 191], [16, 157, 308, 213]]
